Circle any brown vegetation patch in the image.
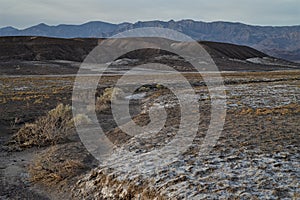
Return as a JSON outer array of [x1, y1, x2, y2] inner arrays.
[[6, 104, 75, 150], [72, 168, 165, 200], [29, 142, 96, 188], [239, 103, 300, 116], [95, 87, 124, 113]]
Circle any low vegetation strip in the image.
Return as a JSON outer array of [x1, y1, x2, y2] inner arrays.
[[6, 104, 75, 150]]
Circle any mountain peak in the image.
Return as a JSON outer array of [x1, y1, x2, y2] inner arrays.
[[0, 26, 17, 31], [36, 23, 49, 27]]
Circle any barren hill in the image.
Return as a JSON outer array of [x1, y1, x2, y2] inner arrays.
[[0, 36, 299, 75]]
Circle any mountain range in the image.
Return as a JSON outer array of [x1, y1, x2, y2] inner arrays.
[[1, 20, 300, 62]]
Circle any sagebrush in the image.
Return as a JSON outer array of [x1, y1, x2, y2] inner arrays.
[[7, 104, 76, 149]]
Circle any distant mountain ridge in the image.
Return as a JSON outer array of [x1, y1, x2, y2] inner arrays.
[[1, 20, 300, 62]]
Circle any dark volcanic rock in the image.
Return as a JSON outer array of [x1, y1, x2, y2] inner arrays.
[[0, 36, 99, 62]]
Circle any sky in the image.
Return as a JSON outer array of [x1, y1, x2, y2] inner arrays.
[[1, 0, 299, 29]]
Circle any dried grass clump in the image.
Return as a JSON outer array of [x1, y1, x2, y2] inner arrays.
[[72, 113, 91, 125], [7, 104, 75, 149], [95, 87, 124, 112], [239, 103, 300, 116], [29, 142, 94, 187], [72, 169, 166, 200], [258, 103, 300, 115]]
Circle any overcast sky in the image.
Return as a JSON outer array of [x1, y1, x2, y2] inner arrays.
[[1, 0, 299, 29]]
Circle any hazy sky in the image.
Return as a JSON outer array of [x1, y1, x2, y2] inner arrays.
[[1, 0, 299, 28]]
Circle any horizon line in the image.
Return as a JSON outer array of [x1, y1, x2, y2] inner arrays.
[[2, 19, 300, 30]]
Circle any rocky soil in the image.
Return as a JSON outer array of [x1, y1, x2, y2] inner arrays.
[[0, 71, 299, 199], [72, 76, 300, 199]]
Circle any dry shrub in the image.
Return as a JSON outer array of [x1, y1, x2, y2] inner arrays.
[[265, 103, 300, 115], [240, 108, 254, 115], [7, 104, 75, 149], [95, 86, 162, 112], [73, 168, 166, 200], [239, 103, 300, 116], [29, 142, 95, 187], [95, 87, 124, 112], [72, 113, 92, 125]]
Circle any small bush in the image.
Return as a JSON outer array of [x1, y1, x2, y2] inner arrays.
[[7, 104, 75, 149], [95, 87, 124, 112], [138, 86, 150, 92], [156, 84, 165, 89], [29, 142, 94, 187], [72, 113, 91, 125], [239, 103, 300, 116]]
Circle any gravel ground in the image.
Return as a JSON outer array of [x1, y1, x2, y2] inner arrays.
[[73, 79, 300, 199], [1, 71, 299, 199]]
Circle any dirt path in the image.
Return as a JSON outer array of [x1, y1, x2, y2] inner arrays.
[[0, 139, 51, 199]]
